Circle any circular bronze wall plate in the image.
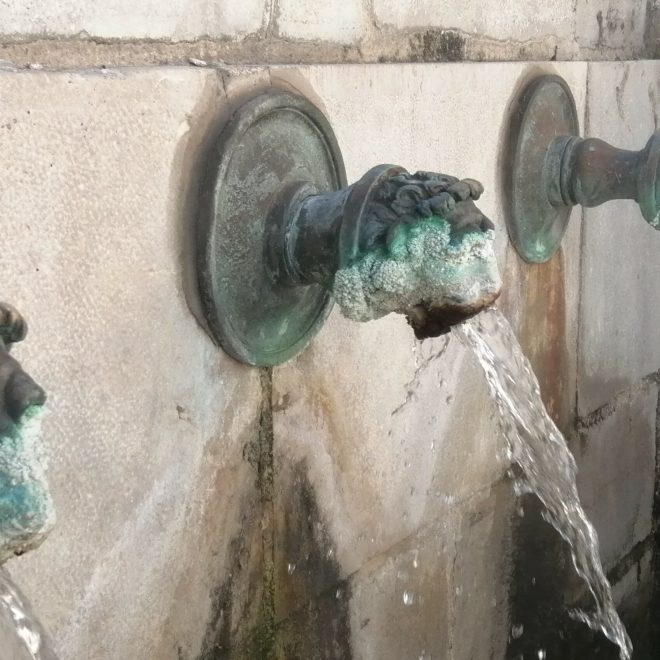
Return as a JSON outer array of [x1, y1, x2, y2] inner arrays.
[[505, 75, 579, 263], [197, 92, 346, 366]]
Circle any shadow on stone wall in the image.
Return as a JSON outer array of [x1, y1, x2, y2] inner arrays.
[[506, 495, 620, 659], [199, 370, 351, 659]]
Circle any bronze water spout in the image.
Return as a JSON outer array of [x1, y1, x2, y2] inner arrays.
[[196, 92, 500, 366], [0, 302, 53, 563], [544, 133, 659, 225], [505, 74, 659, 263]]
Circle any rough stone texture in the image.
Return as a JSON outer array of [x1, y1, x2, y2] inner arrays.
[[0, 0, 266, 40], [0, 59, 656, 659], [575, 385, 657, 571], [272, 317, 506, 577], [347, 482, 510, 660], [577, 60, 660, 416], [373, 0, 650, 56], [0, 0, 655, 68], [0, 66, 266, 660], [272, 320, 513, 656], [277, 0, 366, 43]]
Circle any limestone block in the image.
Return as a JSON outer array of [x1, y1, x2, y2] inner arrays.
[[574, 0, 648, 52], [0, 66, 264, 660], [373, 0, 647, 56], [577, 61, 660, 414], [574, 384, 656, 572], [347, 482, 510, 660], [0, 0, 650, 62], [272, 311, 508, 586], [373, 0, 576, 41], [0, 0, 265, 40], [276, 0, 366, 43]]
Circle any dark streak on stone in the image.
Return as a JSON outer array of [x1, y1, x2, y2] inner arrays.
[[506, 496, 620, 659], [408, 29, 465, 62], [576, 374, 660, 434], [649, 84, 658, 131], [609, 540, 654, 656], [608, 536, 652, 587], [650, 387, 660, 651], [274, 462, 352, 659], [615, 66, 630, 121], [199, 368, 276, 660], [576, 398, 619, 433], [391, 337, 450, 417], [256, 367, 277, 658], [596, 11, 605, 49], [199, 375, 352, 658], [198, 496, 270, 659], [500, 247, 571, 432], [645, 0, 659, 59], [199, 524, 250, 658]]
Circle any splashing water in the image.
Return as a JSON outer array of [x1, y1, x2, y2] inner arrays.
[[0, 569, 58, 659], [454, 308, 632, 659]]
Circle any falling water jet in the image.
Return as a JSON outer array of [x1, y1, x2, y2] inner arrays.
[[455, 308, 632, 659]]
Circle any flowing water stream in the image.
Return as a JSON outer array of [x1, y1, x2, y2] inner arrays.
[[0, 569, 58, 659], [454, 307, 632, 659]]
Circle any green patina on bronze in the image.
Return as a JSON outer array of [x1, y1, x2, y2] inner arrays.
[[0, 303, 54, 564], [196, 92, 345, 367], [333, 215, 500, 327], [505, 74, 660, 264], [0, 404, 54, 564], [197, 92, 503, 366]]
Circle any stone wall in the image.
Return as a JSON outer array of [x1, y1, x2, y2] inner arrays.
[[0, 2, 658, 659], [0, 0, 656, 66]]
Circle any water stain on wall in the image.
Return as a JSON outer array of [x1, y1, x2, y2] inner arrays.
[[273, 461, 352, 659], [408, 29, 466, 62], [500, 246, 571, 431], [198, 372, 351, 659]]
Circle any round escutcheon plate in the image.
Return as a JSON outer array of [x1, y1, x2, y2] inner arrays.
[[505, 75, 579, 263], [197, 92, 346, 366]]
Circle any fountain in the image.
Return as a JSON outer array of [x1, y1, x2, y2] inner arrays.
[[196, 91, 501, 365], [195, 78, 657, 657], [0, 74, 654, 659], [0, 303, 57, 659]]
